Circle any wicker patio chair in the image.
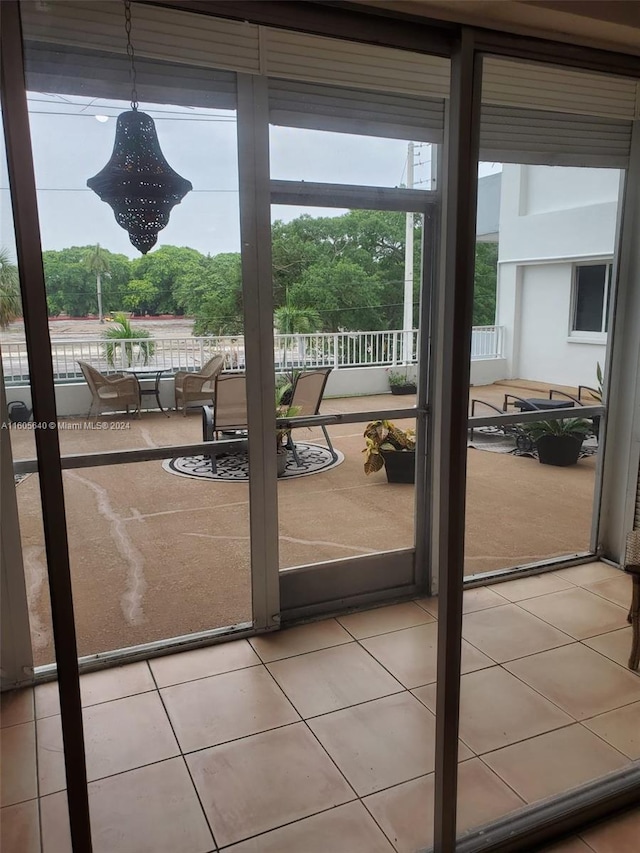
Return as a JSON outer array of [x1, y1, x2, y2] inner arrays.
[[78, 361, 140, 419], [174, 354, 225, 416], [285, 368, 337, 465]]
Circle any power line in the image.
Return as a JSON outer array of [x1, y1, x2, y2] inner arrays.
[[0, 187, 238, 193], [26, 109, 236, 122]]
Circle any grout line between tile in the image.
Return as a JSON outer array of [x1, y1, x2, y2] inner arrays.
[[575, 719, 638, 763], [154, 661, 263, 693], [258, 662, 361, 800], [153, 679, 220, 853], [213, 800, 382, 851], [474, 753, 531, 810], [247, 623, 353, 664], [513, 593, 628, 639], [581, 580, 632, 609], [577, 633, 640, 675], [33, 683, 159, 721], [336, 612, 437, 643]]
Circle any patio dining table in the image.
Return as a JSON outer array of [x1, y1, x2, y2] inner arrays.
[[124, 368, 172, 416]]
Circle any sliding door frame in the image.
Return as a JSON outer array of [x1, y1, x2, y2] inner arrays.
[[4, 1, 640, 851], [269, 179, 439, 617]]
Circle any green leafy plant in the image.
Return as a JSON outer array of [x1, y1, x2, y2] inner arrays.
[[523, 417, 593, 442], [0, 248, 21, 328], [363, 419, 416, 475], [275, 384, 301, 449], [593, 362, 604, 403], [104, 312, 155, 367], [387, 368, 416, 388]]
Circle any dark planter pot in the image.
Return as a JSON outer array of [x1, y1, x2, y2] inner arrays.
[[390, 384, 417, 395], [592, 416, 600, 439], [277, 449, 288, 477], [7, 401, 32, 423], [381, 449, 416, 483], [536, 434, 584, 467]]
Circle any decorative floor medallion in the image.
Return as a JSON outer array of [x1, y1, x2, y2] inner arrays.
[[163, 441, 344, 482]]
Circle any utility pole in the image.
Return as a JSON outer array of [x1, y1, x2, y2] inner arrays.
[[403, 141, 414, 364], [96, 272, 103, 323]]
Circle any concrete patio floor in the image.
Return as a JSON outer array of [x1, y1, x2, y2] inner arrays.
[[9, 383, 597, 665]]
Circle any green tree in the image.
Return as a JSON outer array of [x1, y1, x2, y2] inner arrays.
[[292, 259, 385, 332], [191, 253, 244, 335], [269, 209, 422, 332], [43, 246, 132, 317], [132, 245, 207, 315], [122, 279, 160, 315], [84, 243, 111, 323], [0, 248, 21, 328], [473, 241, 498, 326]]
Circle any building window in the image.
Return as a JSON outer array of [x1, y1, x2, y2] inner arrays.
[[572, 263, 612, 335]]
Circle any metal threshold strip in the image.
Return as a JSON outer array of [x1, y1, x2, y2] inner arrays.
[[463, 551, 603, 587], [420, 765, 640, 853], [33, 620, 256, 682]]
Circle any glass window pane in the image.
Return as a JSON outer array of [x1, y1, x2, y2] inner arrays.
[[20, 19, 251, 661], [575, 265, 606, 332], [270, 126, 435, 189]]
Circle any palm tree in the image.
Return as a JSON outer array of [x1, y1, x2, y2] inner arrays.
[[104, 312, 154, 367], [84, 243, 111, 323], [274, 293, 320, 370], [0, 248, 22, 329], [274, 304, 321, 335]]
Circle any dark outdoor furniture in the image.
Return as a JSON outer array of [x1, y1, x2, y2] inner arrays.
[[624, 531, 640, 671], [124, 368, 169, 416], [504, 394, 575, 413], [285, 368, 337, 465]]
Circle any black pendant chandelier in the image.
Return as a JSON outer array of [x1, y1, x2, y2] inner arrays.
[[87, 0, 192, 254]]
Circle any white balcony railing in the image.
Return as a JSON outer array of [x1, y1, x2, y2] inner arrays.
[[1, 326, 504, 384]]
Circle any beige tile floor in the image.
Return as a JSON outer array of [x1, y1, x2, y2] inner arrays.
[[1, 562, 639, 853]]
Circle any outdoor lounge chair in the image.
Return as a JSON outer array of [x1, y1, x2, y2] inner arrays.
[[174, 354, 225, 415], [285, 368, 337, 465], [202, 374, 248, 472], [624, 530, 640, 671], [78, 361, 140, 419]]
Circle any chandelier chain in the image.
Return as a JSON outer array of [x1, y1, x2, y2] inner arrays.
[[124, 0, 139, 110]]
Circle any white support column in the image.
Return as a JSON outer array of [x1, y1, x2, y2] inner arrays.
[[597, 122, 640, 563], [403, 142, 415, 364], [236, 73, 281, 631]]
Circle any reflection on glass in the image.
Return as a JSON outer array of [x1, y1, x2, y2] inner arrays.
[[18, 28, 252, 658], [270, 126, 435, 189], [23, 81, 241, 445], [271, 203, 421, 569], [459, 53, 631, 847], [465, 162, 618, 576]]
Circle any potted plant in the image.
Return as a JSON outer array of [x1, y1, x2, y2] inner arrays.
[[524, 417, 592, 466], [363, 419, 416, 483], [387, 368, 417, 395], [276, 385, 301, 477], [590, 362, 603, 439]]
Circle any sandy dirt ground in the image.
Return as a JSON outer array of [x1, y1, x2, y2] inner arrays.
[[0, 317, 196, 342], [9, 384, 596, 666]]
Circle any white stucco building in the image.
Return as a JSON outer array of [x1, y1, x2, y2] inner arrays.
[[495, 164, 621, 389]]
